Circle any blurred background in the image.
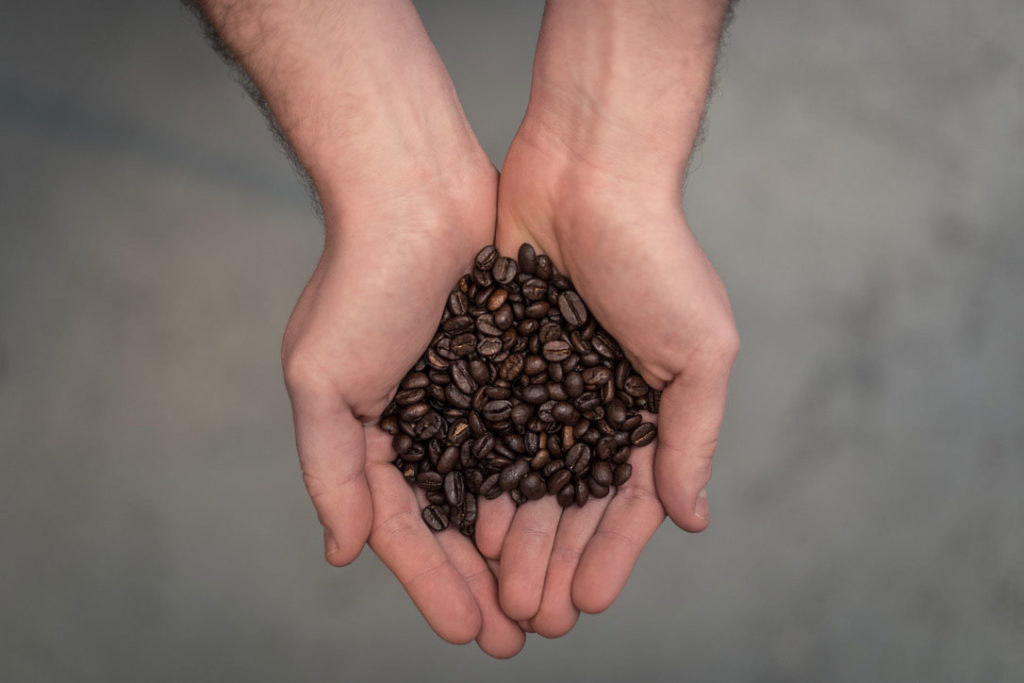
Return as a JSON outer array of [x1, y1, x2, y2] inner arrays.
[[2, 0, 1022, 680]]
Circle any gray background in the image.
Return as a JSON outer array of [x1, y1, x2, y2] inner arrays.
[[2, 0, 1022, 680]]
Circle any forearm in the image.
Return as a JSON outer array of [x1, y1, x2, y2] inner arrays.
[[519, 0, 734, 190], [189, 0, 488, 219]]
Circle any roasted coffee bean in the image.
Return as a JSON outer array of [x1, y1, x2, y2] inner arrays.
[[499, 353, 525, 381], [414, 412, 445, 440], [475, 245, 498, 270], [529, 253, 550, 279], [468, 411, 486, 436], [400, 402, 430, 422], [648, 389, 662, 413], [624, 374, 650, 398], [575, 479, 590, 507], [558, 291, 588, 327], [630, 422, 657, 446], [422, 505, 449, 531], [529, 448, 550, 470], [472, 433, 495, 458], [621, 414, 643, 432], [557, 484, 575, 507], [543, 340, 572, 362], [520, 473, 546, 500], [443, 315, 474, 334], [591, 333, 618, 359], [437, 446, 461, 474], [404, 443, 425, 462], [476, 314, 502, 336], [379, 415, 399, 435], [582, 366, 612, 386], [525, 301, 550, 318], [444, 471, 465, 506], [499, 459, 530, 490], [480, 473, 502, 499], [591, 461, 613, 487], [468, 359, 490, 385], [596, 436, 618, 461], [552, 401, 580, 424], [492, 256, 518, 283], [518, 243, 538, 274], [393, 433, 413, 455], [447, 420, 471, 445], [493, 304, 514, 330], [401, 372, 430, 390], [448, 290, 469, 316], [426, 490, 446, 505], [510, 403, 532, 426], [450, 360, 477, 395], [588, 480, 610, 498], [547, 362, 564, 383], [477, 337, 503, 357], [482, 399, 513, 422], [417, 471, 443, 491], [522, 278, 548, 301], [546, 382, 568, 401], [612, 463, 632, 486], [564, 372, 584, 398], [566, 443, 592, 475], [547, 468, 572, 494], [444, 384, 472, 410], [487, 288, 508, 312]]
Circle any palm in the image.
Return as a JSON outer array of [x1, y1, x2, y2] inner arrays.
[[477, 148, 738, 635], [283, 216, 525, 657]]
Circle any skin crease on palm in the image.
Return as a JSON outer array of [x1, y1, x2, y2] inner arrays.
[[196, 0, 737, 661]]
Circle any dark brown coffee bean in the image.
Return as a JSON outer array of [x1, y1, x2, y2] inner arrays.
[[648, 389, 662, 413], [444, 384, 471, 410], [393, 433, 413, 455], [612, 463, 632, 486], [426, 490, 446, 505], [543, 340, 572, 362], [605, 400, 627, 427], [591, 332, 618, 359], [472, 433, 495, 458], [510, 403, 532, 427], [518, 319, 539, 336], [591, 461, 613, 487], [588, 480, 610, 498], [556, 484, 575, 507], [535, 255, 553, 281], [525, 301, 550, 318], [475, 245, 498, 271], [476, 314, 502, 337], [416, 471, 443, 491], [564, 372, 584, 398], [477, 337, 503, 357], [575, 479, 590, 507], [443, 314, 474, 334], [558, 291, 588, 327], [447, 420, 471, 445], [493, 304, 514, 330], [547, 362, 564, 382], [520, 473, 546, 500], [630, 422, 656, 446], [524, 355, 547, 376], [621, 414, 643, 431], [437, 446, 460, 474], [403, 443, 425, 462], [379, 415, 399, 435], [422, 505, 449, 531], [466, 359, 488, 385], [546, 382, 568, 401], [521, 384, 549, 405], [499, 353, 525, 381], [566, 443, 592, 475], [522, 278, 548, 302], [529, 448, 550, 470], [444, 471, 465, 506], [401, 372, 430, 390], [517, 243, 538, 274], [400, 402, 430, 422], [547, 468, 572, 494], [582, 366, 612, 387], [414, 412, 445, 440], [480, 473, 502, 499], [624, 374, 650, 398], [596, 436, 617, 461], [426, 348, 448, 370], [499, 459, 530, 490], [468, 411, 486, 436], [575, 392, 601, 414], [482, 399, 513, 422], [492, 256, 518, 283], [552, 401, 579, 424], [448, 290, 469, 316], [450, 361, 477, 395]]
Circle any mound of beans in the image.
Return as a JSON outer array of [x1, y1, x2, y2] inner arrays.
[[379, 244, 659, 537]]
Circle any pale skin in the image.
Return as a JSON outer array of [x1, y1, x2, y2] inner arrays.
[[192, 0, 737, 657]]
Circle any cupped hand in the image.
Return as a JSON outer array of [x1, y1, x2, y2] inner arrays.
[[281, 172, 524, 658], [476, 137, 739, 636]]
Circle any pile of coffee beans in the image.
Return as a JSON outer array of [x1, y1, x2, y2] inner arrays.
[[379, 244, 658, 537]]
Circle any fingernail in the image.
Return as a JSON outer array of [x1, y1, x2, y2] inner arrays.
[[694, 489, 709, 521]]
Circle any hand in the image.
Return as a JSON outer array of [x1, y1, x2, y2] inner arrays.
[[281, 170, 526, 657], [474, 131, 739, 636]]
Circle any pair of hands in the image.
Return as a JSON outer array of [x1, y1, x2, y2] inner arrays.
[[280, 126, 738, 656]]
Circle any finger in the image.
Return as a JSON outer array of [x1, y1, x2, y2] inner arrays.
[[290, 397, 373, 566], [475, 495, 516, 560], [530, 494, 611, 638], [572, 445, 665, 614], [498, 497, 562, 621], [653, 355, 734, 531], [436, 531, 525, 658], [365, 458, 481, 644]]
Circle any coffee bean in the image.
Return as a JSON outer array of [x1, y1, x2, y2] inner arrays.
[[621, 414, 643, 432], [400, 402, 430, 422], [543, 340, 572, 362], [414, 412, 445, 440], [448, 290, 469, 316], [612, 463, 632, 486], [477, 337, 503, 357], [475, 245, 498, 271], [379, 415, 399, 435], [547, 468, 572, 494], [499, 353, 525, 381], [557, 484, 575, 507], [581, 366, 612, 386], [401, 372, 430, 390], [588, 480, 610, 498], [624, 374, 650, 398], [482, 399, 513, 422], [416, 471, 443, 491], [535, 255, 553, 281], [422, 505, 449, 531], [393, 433, 413, 455], [558, 291, 588, 327], [591, 332, 618, 359], [517, 243, 538, 274], [520, 473, 546, 500], [444, 471, 465, 506], [603, 400, 626, 427], [566, 443, 592, 475], [522, 278, 548, 301], [591, 461, 613, 487], [564, 371, 584, 398], [574, 479, 590, 507], [492, 257, 518, 284], [493, 304, 514, 330], [480, 473, 502, 499], [596, 436, 617, 461], [447, 420, 471, 445], [444, 384, 471, 410], [499, 459, 529, 490], [472, 433, 495, 458], [437, 446, 460, 474], [630, 422, 656, 447], [530, 448, 550, 470], [443, 315, 474, 334], [487, 288, 508, 311]]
